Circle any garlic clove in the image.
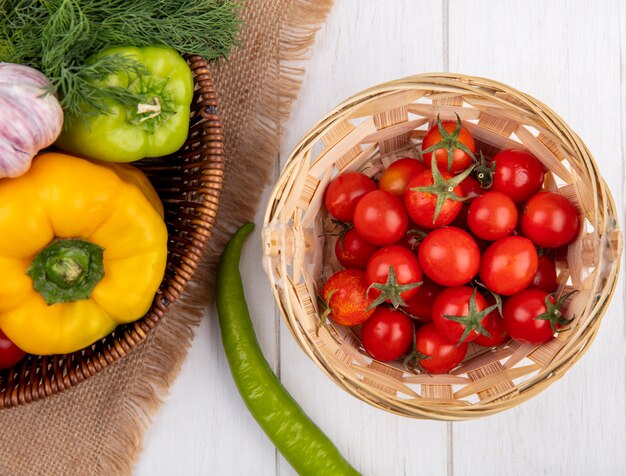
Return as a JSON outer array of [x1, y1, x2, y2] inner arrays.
[[0, 63, 64, 179]]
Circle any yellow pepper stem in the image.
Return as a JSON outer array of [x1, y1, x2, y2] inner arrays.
[[27, 239, 105, 306]]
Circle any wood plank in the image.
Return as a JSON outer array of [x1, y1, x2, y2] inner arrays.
[[135, 180, 282, 476], [277, 1, 449, 474], [449, 1, 626, 475]]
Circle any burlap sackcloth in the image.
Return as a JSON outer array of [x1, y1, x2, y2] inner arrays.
[[0, 0, 333, 473]]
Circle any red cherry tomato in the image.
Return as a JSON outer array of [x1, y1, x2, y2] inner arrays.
[[418, 227, 480, 286], [322, 269, 375, 326], [531, 255, 558, 293], [490, 149, 545, 204], [467, 191, 518, 241], [520, 192, 580, 248], [503, 288, 570, 344], [334, 228, 378, 269], [361, 306, 414, 361], [0, 330, 26, 369], [365, 245, 422, 306], [324, 172, 377, 222], [378, 158, 426, 196], [414, 323, 468, 374], [404, 169, 464, 228], [460, 175, 483, 199], [432, 286, 493, 344], [403, 277, 444, 323], [354, 190, 408, 246], [451, 204, 470, 230], [473, 295, 508, 347], [479, 236, 539, 296], [474, 312, 508, 347], [422, 120, 476, 174], [451, 177, 482, 230]]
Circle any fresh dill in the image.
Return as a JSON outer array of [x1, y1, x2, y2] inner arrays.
[[0, 0, 241, 121]]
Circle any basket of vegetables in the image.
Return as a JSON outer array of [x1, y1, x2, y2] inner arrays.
[[262, 73, 622, 420], [0, 1, 238, 408]]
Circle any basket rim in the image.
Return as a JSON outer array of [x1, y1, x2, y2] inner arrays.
[[262, 71, 623, 420]]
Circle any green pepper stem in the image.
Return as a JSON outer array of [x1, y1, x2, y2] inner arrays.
[[137, 96, 162, 122], [27, 239, 105, 305], [48, 256, 84, 287]]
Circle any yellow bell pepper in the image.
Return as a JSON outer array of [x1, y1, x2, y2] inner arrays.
[[0, 152, 168, 355]]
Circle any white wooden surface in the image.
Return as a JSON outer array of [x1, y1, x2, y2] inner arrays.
[[135, 1, 626, 474]]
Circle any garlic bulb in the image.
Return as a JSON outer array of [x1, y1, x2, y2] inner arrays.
[[0, 63, 63, 178]]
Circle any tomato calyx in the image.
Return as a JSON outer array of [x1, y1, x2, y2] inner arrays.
[[534, 290, 578, 332], [402, 350, 431, 374], [407, 228, 428, 239], [404, 228, 428, 250], [443, 288, 499, 345], [412, 156, 475, 224], [331, 220, 353, 252], [402, 332, 431, 373], [422, 114, 476, 172], [473, 151, 495, 189], [473, 279, 503, 315], [367, 266, 422, 310], [316, 290, 337, 335]]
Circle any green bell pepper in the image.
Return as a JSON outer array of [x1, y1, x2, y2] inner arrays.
[[55, 46, 194, 163]]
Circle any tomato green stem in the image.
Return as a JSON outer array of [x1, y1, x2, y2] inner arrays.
[[422, 114, 476, 171], [317, 289, 337, 335], [367, 266, 422, 310], [443, 289, 499, 345], [330, 220, 353, 252], [412, 156, 474, 224], [473, 279, 503, 315], [535, 290, 578, 332], [403, 331, 431, 373], [473, 151, 496, 188], [216, 223, 360, 476]]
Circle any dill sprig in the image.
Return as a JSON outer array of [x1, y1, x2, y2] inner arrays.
[[0, 0, 241, 120]]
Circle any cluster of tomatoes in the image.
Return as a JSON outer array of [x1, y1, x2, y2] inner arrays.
[[320, 117, 580, 374]]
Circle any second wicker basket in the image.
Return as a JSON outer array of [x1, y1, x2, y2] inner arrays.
[[262, 73, 622, 420]]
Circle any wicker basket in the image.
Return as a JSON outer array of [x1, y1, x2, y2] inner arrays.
[[0, 55, 223, 409], [262, 73, 622, 420]]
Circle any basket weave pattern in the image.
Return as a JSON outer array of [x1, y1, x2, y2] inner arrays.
[[0, 56, 223, 409], [263, 73, 622, 420]]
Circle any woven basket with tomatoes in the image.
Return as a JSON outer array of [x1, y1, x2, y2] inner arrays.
[[262, 73, 622, 420]]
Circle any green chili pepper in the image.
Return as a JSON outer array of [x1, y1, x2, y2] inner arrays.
[[216, 222, 360, 476]]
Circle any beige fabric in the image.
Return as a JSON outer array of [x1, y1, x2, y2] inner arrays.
[[0, 1, 333, 473]]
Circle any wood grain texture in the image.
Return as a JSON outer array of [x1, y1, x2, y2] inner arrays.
[[136, 1, 625, 474], [135, 207, 281, 475]]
